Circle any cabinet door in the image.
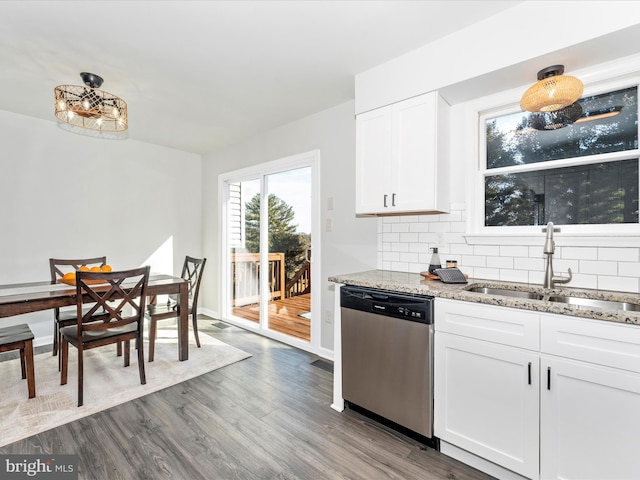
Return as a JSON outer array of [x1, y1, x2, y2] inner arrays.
[[391, 92, 437, 212], [540, 355, 640, 480], [435, 332, 540, 479], [355, 106, 392, 214]]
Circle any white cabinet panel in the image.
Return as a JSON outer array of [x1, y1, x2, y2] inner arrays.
[[540, 355, 640, 480], [436, 298, 540, 351], [435, 332, 540, 479], [355, 91, 450, 215]]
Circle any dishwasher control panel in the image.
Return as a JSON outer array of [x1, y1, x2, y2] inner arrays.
[[341, 285, 433, 324]]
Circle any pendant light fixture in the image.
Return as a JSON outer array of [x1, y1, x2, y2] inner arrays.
[[529, 102, 583, 130], [520, 65, 583, 113], [54, 72, 128, 132]]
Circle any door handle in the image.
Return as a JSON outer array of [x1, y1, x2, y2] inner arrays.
[[392, 193, 396, 207], [383, 194, 388, 208], [528, 362, 532, 385]]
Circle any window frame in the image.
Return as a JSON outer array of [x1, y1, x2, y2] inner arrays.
[[465, 70, 640, 245]]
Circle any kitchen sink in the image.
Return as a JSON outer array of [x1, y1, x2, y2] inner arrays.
[[546, 295, 640, 312], [465, 286, 545, 300]]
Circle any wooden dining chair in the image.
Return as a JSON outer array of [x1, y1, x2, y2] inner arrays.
[[60, 266, 150, 407], [0, 324, 36, 399], [49, 257, 108, 365], [146, 256, 206, 362]]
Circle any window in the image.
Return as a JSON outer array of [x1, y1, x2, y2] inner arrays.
[[479, 84, 639, 232]]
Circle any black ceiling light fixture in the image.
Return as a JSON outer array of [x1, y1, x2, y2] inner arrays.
[[529, 102, 583, 130], [54, 72, 128, 132], [520, 65, 584, 113]]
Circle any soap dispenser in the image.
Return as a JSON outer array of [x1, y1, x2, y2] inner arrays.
[[428, 247, 442, 275]]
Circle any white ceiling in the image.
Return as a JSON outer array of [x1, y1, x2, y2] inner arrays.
[[0, 0, 521, 154]]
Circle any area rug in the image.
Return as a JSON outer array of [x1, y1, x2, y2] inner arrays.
[[0, 331, 251, 447]]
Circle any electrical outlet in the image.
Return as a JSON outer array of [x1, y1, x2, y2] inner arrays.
[[324, 310, 333, 324]]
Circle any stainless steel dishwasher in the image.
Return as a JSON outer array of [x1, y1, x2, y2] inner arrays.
[[340, 285, 436, 444]]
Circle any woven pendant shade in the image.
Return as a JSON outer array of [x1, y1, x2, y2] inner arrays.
[[54, 73, 128, 132], [529, 102, 583, 130], [520, 65, 583, 113]]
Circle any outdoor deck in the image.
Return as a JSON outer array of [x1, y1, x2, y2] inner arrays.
[[232, 293, 311, 342]]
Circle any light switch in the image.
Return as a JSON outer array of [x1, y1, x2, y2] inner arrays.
[[327, 196, 334, 211], [325, 219, 333, 232]]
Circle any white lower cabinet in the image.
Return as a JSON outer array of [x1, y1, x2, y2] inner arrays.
[[435, 298, 640, 480], [539, 314, 640, 480], [435, 332, 540, 479]]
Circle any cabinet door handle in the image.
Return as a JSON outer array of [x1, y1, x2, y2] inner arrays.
[[528, 362, 532, 385], [392, 193, 396, 207], [547, 367, 551, 390], [383, 194, 388, 208]]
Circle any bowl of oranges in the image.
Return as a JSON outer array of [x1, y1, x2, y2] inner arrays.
[[59, 264, 113, 286]]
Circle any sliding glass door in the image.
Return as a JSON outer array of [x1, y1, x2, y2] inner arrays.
[[220, 151, 318, 351]]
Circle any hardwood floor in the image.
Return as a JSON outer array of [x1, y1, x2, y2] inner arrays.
[[232, 293, 311, 341], [1, 316, 495, 480]]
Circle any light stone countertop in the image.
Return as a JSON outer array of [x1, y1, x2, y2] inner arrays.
[[329, 270, 640, 326]]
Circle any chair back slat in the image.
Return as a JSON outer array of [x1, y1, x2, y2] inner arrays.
[[75, 267, 150, 334], [182, 256, 206, 308], [49, 256, 107, 282]]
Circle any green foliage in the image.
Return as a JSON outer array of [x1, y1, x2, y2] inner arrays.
[[245, 193, 308, 281]]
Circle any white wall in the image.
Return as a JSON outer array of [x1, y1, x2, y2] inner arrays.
[[0, 110, 202, 344], [201, 100, 378, 353]]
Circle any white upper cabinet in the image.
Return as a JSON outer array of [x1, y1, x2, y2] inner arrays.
[[355, 91, 450, 215]]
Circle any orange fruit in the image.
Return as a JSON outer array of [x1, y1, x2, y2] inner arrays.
[[63, 272, 76, 280], [90, 266, 101, 272], [79, 265, 89, 271], [101, 264, 112, 272]]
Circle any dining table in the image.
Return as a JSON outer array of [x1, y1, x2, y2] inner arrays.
[[0, 274, 190, 361]]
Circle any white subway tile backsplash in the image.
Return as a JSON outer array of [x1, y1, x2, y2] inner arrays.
[[391, 223, 411, 233], [619, 262, 640, 277], [474, 245, 500, 256], [500, 269, 530, 283], [399, 232, 420, 243], [579, 260, 617, 276], [472, 267, 499, 280], [375, 205, 640, 294], [564, 273, 598, 290], [500, 245, 529, 257], [487, 256, 514, 269], [598, 275, 639, 293], [598, 247, 640, 262], [514, 257, 544, 271], [562, 246, 598, 260], [461, 255, 486, 268]]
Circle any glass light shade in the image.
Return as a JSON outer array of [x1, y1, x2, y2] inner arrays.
[[54, 84, 128, 132], [520, 73, 584, 113]]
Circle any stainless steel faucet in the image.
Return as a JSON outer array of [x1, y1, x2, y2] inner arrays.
[[543, 221, 572, 289]]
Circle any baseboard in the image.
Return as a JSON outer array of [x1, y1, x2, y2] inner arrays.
[[439, 441, 530, 480]]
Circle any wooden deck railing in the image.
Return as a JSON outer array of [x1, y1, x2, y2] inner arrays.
[[231, 251, 311, 306], [231, 252, 285, 306]]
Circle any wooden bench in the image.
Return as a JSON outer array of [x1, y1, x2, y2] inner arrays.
[[0, 324, 36, 398]]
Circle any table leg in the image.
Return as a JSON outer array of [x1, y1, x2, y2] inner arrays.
[[178, 281, 189, 361]]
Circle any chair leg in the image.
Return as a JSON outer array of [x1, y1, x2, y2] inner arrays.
[[137, 335, 146, 385], [148, 318, 157, 362], [124, 340, 130, 367], [19, 345, 27, 379], [77, 346, 84, 407], [191, 314, 201, 348], [117, 341, 122, 357], [52, 323, 58, 356], [61, 339, 69, 386], [24, 339, 36, 399]]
